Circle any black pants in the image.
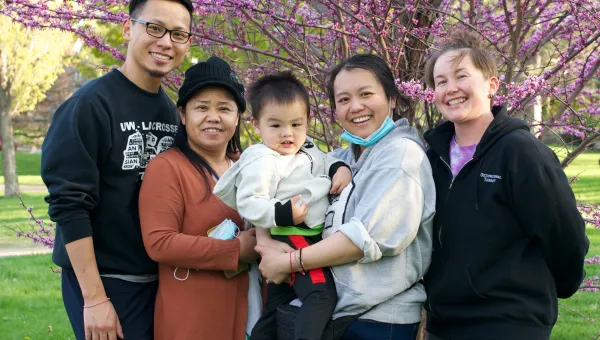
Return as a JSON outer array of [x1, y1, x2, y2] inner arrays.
[[339, 321, 420, 340], [251, 234, 338, 340], [61, 268, 158, 340], [426, 332, 444, 340]]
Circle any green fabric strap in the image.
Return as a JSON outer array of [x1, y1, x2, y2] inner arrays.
[[269, 224, 323, 236]]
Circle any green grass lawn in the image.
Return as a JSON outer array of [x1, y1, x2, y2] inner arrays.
[[1, 151, 48, 247], [559, 149, 600, 204], [2, 238, 599, 340], [0, 254, 73, 339], [0, 151, 44, 186], [553, 228, 600, 339], [0, 175, 45, 186], [0, 151, 42, 176], [0, 193, 49, 249]]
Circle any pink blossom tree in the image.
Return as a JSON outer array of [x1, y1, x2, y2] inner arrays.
[[2, 0, 599, 271], [3, 0, 598, 154]]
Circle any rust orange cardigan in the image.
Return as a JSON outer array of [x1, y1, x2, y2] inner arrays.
[[139, 148, 248, 340]]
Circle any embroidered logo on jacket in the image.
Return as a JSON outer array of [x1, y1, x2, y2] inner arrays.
[[480, 173, 502, 183]]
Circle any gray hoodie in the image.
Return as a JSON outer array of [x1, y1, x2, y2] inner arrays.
[[323, 118, 435, 324]]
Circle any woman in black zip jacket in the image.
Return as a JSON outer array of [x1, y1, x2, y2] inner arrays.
[[421, 30, 589, 340]]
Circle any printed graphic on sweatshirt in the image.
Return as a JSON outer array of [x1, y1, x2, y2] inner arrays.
[[120, 121, 177, 172]]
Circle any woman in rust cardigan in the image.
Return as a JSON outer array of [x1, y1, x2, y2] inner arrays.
[[139, 57, 259, 339]]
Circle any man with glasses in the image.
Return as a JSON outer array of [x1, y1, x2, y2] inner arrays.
[[41, 1, 193, 339]]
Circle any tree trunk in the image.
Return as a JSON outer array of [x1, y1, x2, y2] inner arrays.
[[0, 87, 19, 197]]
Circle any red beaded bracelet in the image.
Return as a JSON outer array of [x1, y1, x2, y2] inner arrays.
[[84, 297, 110, 309]]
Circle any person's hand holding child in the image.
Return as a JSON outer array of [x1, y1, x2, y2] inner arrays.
[[330, 166, 352, 194], [238, 228, 259, 264]]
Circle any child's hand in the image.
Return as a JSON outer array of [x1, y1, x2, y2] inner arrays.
[[290, 195, 307, 225], [330, 166, 352, 194]]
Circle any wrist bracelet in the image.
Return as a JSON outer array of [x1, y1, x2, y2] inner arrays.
[[294, 250, 305, 275], [83, 297, 110, 309], [293, 251, 300, 274], [299, 248, 307, 272]]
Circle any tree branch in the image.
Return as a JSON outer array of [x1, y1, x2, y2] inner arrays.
[[513, 31, 600, 110], [393, 0, 422, 70], [335, 4, 350, 59], [550, 52, 600, 122], [561, 132, 600, 169]]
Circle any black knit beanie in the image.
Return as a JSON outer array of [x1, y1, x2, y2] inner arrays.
[[177, 56, 246, 112]]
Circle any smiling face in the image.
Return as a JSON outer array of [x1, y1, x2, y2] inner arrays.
[[433, 51, 499, 124], [332, 68, 394, 138], [123, 0, 191, 80], [179, 87, 239, 156], [253, 100, 309, 156]]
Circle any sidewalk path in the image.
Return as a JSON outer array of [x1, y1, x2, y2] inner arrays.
[[0, 246, 52, 257], [0, 185, 47, 193]]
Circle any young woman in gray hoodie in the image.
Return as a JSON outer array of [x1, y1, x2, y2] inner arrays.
[[256, 54, 436, 340]]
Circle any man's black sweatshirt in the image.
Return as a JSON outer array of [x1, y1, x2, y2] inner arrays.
[[42, 69, 178, 275], [423, 106, 589, 339]]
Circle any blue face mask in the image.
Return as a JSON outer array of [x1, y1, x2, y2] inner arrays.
[[208, 219, 240, 240], [341, 103, 396, 147]]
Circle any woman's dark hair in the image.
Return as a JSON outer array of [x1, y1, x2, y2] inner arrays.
[[326, 53, 401, 120], [173, 93, 243, 200]]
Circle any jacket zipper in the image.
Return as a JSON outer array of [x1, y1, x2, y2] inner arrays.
[[430, 156, 474, 320], [298, 149, 314, 173], [440, 157, 454, 201], [437, 156, 474, 247], [440, 156, 474, 201]]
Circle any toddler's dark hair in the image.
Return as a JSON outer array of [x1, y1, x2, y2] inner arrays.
[[248, 71, 310, 120]]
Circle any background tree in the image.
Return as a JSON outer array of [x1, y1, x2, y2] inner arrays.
[[3, 0, 596, 155], [0, 15, 74, 196], [1, 0, 598, 238], [12, 66, 87, 148]]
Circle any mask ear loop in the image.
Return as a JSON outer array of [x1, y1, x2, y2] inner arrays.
[[234, 225, 241, 238], [174, 266, 190, 281]]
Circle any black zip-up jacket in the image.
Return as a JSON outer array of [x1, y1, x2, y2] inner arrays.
[[423, 106, 588, 339]]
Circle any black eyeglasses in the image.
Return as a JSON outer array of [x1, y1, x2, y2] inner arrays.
[[130, 19, 191, 44]]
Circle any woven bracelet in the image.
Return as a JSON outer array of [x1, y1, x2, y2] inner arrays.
[[83, 297, 110, 309]]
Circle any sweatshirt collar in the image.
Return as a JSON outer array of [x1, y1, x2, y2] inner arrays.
[[111, 68, 164, 98]]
